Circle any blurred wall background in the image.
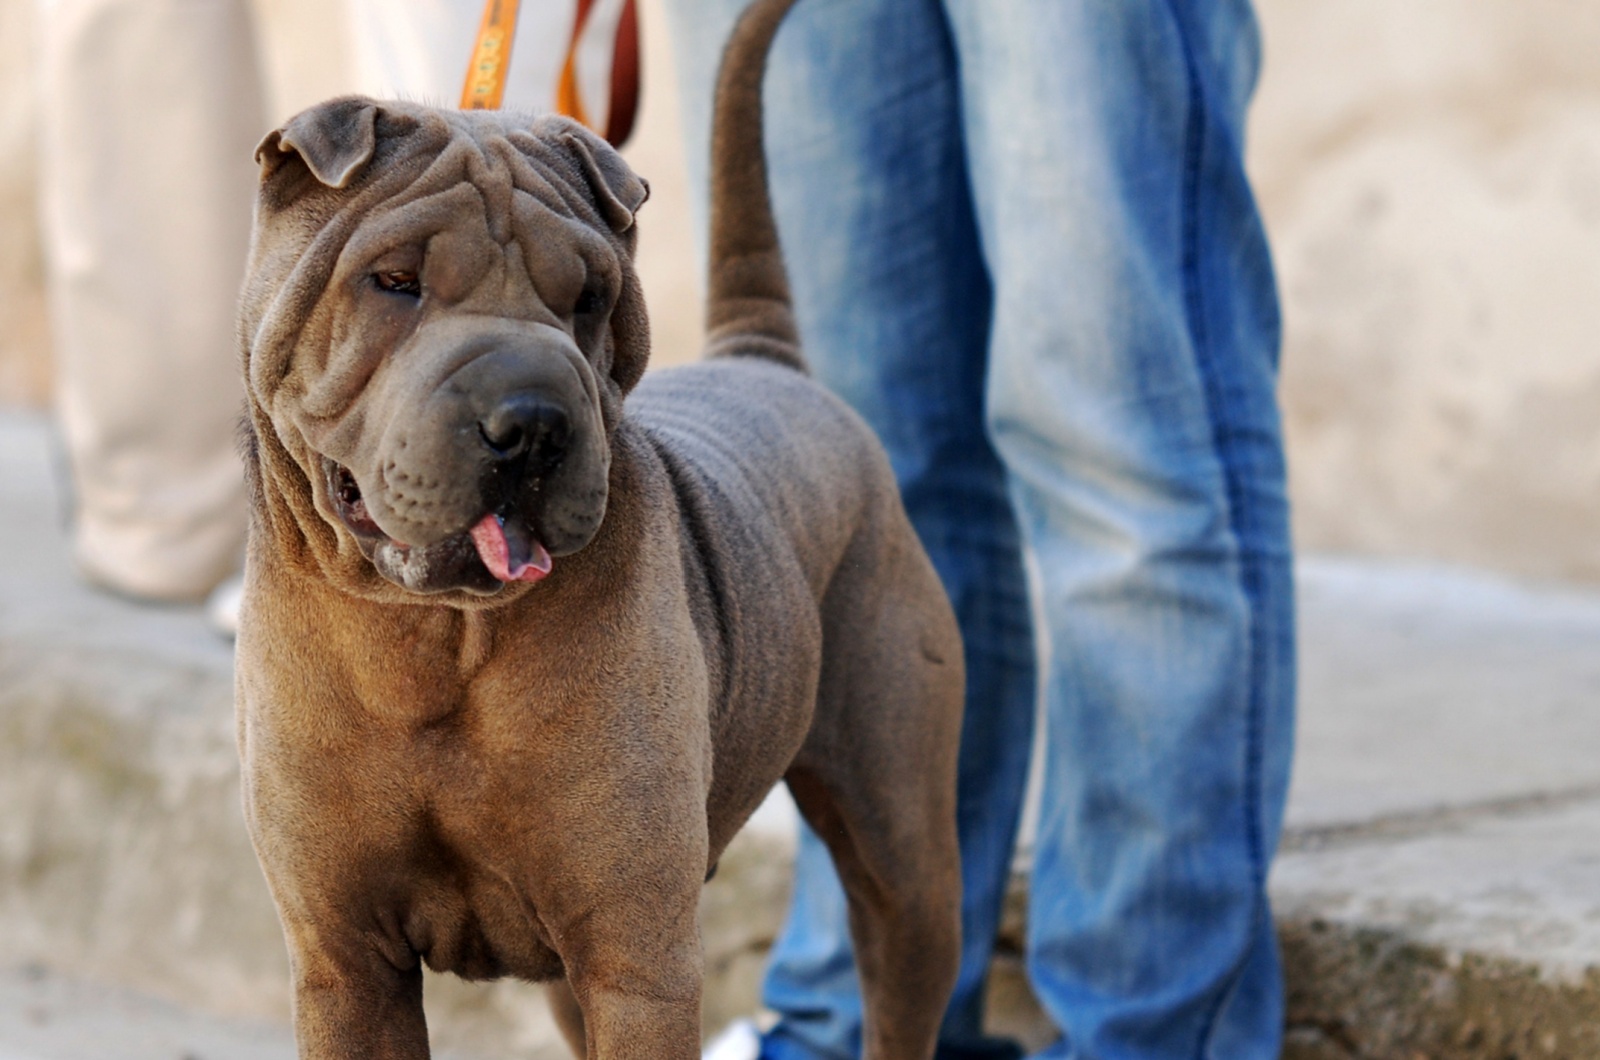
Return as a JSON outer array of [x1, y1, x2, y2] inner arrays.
[[1251, 1, 1600, 584], [1, 0, 1598, 583]]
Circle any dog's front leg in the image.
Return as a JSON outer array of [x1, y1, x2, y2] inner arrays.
[[286, 928, 430, 1060], [554, 901, 705, 1059], [563, 957, 703, 1059]]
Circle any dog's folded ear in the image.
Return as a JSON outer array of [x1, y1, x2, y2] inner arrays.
[[560, 127, 650, 234], [256, 97, 381, 190]]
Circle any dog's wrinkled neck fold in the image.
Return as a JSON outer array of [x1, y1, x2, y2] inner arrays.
[[457, 609, 495, 675]]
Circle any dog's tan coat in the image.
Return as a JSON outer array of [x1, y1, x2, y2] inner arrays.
[[235, 2, 963, 1057]]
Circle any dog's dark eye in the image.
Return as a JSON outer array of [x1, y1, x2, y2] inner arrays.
[[574, 288, 606, 316], [374, 270, 422, 297]]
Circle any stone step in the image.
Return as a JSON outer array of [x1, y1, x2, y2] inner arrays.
[[1273, 557, 1600, 1058], [0, 960, 505, 1060], [0, 961, 296, 1060], [6, 407, 1600, 1057]]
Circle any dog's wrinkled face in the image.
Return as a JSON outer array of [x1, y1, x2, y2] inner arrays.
[[239, 98, 650, 601]]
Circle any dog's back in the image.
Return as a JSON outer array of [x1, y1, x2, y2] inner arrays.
[[625, 0, 967, 933]]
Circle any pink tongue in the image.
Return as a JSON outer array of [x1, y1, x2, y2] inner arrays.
[[469, 514, 553, 583]]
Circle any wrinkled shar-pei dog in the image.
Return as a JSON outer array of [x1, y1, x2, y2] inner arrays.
[[235, 0, 963, 1056]]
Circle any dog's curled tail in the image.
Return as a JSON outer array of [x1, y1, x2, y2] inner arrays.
[[703, 0, 806, 372]]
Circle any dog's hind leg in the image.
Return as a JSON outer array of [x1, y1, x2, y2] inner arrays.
[[785, 520, 966, 1060], [785, 770, 962, 1060]]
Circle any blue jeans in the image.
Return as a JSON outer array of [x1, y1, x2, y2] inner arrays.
[[663, 1, 1295, 1057]]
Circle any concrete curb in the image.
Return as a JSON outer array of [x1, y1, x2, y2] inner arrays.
[[1280, 919, 1600, 1059]]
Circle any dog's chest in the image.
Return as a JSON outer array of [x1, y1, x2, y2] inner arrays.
[[275, 699, 577, 983], [391, 736, 575, 978], [395, 855, 566, 983]]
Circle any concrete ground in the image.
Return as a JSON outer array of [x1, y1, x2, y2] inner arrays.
[[4, 404, 1600, 1058], [0, 960, 295, 1060], [0, 959, 500, 1060]]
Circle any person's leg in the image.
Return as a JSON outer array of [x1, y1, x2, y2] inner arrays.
[[941, 0, 1294, 1056], [665, 1, 1036, 1057], [36, 0, 265, 601]]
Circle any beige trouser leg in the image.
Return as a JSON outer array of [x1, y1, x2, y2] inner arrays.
[[36, 0, 264, 601]]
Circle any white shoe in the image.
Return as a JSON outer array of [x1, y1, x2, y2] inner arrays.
[[206, 573, 243, 638], [702, 1018, 762, 1060]]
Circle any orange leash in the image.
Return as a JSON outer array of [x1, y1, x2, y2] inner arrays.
[[460, 0, 638, 147], [460, 0, 523, 110], [555, 0, 597, 127]]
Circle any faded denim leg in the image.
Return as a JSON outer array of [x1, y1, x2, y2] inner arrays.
[[663, 0, 1293, 1057], [945, 1, 1293, 1057]]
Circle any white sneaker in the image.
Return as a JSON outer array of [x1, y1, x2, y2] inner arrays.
[[702, 1018, 762, 1060], [206, 573, 243, 638]]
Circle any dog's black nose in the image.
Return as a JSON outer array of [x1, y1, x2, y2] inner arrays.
[[480, 394, 570, 464]]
